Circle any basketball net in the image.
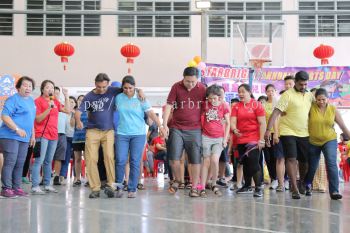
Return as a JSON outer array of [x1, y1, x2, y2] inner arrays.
[[249, 58, 271, 80]]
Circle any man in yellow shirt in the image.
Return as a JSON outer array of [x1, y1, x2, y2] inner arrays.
[[265, 71, 314, 199]]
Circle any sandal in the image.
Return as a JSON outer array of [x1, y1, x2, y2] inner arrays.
[[178, 183, 186, 189], [212, 185, 223, 196], [185, 182, 192, 189], [205, 183, 213, 190], [189, 188, 200, 197], [200, 189, 207, 198], [137, 183, 145, 190], [168, 181, 179, 194]]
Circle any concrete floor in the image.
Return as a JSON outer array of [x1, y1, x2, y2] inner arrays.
[[0, 177, 349, 233]]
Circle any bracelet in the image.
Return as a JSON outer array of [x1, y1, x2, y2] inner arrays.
[[259, 140, 265, 144]]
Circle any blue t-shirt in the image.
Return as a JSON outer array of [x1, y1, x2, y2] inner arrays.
[[115, 92, 151, 135], [0, 93, 36, 142], [79, 86, 122, 130], [57, 112, 67, 134]]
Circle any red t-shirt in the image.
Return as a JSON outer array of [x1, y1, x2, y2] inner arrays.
[[167, 81, 206, 130], [202, 101, 229, 138], [152, 136, 166, 155], [231, 99, 265, 144], [34, 96, 62, 140]]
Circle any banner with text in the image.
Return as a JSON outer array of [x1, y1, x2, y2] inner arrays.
[[202, 64, 350, 108]]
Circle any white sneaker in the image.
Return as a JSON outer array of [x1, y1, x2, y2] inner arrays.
[[44, 186, 58, 193], [284, 180, 290, 190], [270, 180, 278, 190], [164, 174, 169, 179], [31, 186, 46, 195]]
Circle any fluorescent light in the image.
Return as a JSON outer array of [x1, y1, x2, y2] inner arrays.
[[195, 0, 211, 10]]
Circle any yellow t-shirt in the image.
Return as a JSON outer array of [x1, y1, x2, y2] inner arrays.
[[263, 101, 275, 133], [275, 88, 313, 137]]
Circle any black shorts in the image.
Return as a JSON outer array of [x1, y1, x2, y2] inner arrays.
[[219, 146, 229, 162], [53, 134, 67, 161], [280, 136, 309, 162], [167, 128, 202, 164], [73, 142, 85, 152]]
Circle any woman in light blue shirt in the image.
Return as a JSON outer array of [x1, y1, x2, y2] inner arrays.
[[0, 76, 36, 198], [115, 75, 164, 198]]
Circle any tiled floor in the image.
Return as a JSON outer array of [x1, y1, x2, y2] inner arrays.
[[1, 177, 349, 233]]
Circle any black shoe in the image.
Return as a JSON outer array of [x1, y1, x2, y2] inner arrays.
[[104, 185, 115, 198], [53, 176, 61, 186], [84, 181, 89, 187], [73, 180, 81, 187], [216, 178, 228, 188], [89, 191, 100, 198], [330, 193, 342, 200], [292, 191, 301, 199], [253, 188, 263, 197], [236, 186, 254, 194], [305, 185, 312, 196]]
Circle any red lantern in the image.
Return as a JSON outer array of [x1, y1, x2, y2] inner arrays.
[[120, 43, 140, 74], [54, 42, 75, 70], [313, 44, 334, 65]]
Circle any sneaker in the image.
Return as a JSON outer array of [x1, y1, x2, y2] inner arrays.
[[31, 186, 46, 195], [53, 176, 61, 185], [230, 183, 242, 191], [89, 191, 100, 199], [270, 180, 278, 190], [292, 191, 301, 199], [330, 192, 342, 200], [128, 192, 137, 198], [253, 188, 263, 197], [73, 180, 82, 187], [44, 186, 58, 193], [115, 189, 124, 198], [22, 177, 30, 184], [13, 188, 29, 197], [1, 189, 17, 198], [216, 178, 228, 188], [84, 181, 90, 187], [305, 184, 312, 196], [236, 186, 254, 194], [104, 185, 115, 198], [284, 180, 290, 190], [276, 185, 285, 192]]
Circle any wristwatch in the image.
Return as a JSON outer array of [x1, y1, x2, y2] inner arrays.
[[15, 127, 19, 132]]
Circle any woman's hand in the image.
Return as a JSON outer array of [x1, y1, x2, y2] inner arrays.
[[16, 128, 26, 138], [76, 120, 84, 130], [273, 134, 280, 145], [233, 129, 242, 137], [258, 140, 265, 151], [30, 135, 36, 147]]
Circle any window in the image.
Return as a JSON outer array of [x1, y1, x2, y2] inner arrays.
[[299, 1, 350, 37], [26, 0, 101, 36], [208, 1, 282, 38], [0, 0, 13, 36], [117, 1, 190, 37]]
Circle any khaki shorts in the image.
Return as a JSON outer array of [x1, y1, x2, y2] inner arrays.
[[202, 135, 224, 157]]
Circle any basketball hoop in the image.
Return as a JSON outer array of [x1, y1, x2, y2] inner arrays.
[[249, 58, 271, 71]]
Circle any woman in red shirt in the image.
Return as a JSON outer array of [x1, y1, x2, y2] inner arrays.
[[230, 84, 266, 197]]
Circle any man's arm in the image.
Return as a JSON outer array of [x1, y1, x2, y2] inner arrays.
[[162, 104, 173, 138]]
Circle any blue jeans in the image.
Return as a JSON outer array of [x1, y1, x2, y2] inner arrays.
[[305, 139, 339, 194], [115, 134, 146, 192], [32, 138, 58, 187], [60, 137, 73, 178], [0, 139, 29, 190]]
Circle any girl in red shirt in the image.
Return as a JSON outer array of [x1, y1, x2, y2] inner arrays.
[[230, 84, 266, 197]]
